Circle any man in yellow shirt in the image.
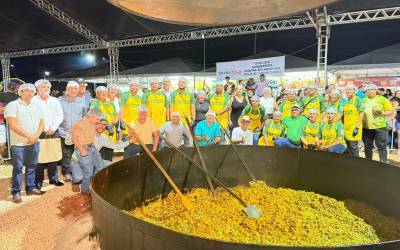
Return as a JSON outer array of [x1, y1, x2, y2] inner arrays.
[[362, 83, 393, 162], [142, 79, 168, 128], [278, 89, 299, 119], [168, 78, 195, 125], [119, 81, 142, 128], [342, 84, 364, 157], [209, 82, 230, 129], [300, 84, 325, 121]]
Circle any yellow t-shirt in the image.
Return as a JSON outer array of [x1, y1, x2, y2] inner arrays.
[[130, 117, 158, 145]]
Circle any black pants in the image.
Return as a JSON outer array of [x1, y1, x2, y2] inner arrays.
[[60, 137, 74, 175], [346, 140, 359, 157], [362, 128, 388, 162], [35, 131, 60, 186], [123, 144, 153, 159], [100, 147, 113, 161]]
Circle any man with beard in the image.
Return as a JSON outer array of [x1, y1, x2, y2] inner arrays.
[[33, 79, 64, 190]]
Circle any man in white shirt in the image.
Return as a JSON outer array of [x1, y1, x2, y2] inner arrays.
[[231, 115, 253, 145], [33, 79, 64, 190], [5, 83, 45, 203], [159, 112, 193, 149]]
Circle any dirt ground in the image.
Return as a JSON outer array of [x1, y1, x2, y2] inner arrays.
[[0, 152, 399, 250]]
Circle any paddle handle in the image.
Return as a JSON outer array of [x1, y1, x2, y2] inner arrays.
[[133, 132, 192, 210]]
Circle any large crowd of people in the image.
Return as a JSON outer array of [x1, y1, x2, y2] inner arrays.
[[1, 75, 399, 204]]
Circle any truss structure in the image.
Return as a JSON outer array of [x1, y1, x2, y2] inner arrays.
[[316, 7, 330, 86], [1, 57, 11, 86], [2, 6, 400, 59], [29, 0, 105, 44], [108, 47, 119, 84]]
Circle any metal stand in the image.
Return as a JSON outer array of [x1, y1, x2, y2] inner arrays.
[[316, 7, 330, 87], [0, 56, 11, 161], [108, 46, 119, 84]]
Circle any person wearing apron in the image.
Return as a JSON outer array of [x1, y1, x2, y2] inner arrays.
[[279, 89, 299, 119], [259, 111, 285, 146], [241, 96, 265, 144], [142, 80, 167, 128], [301, 84, 325, 122], [209, 82, 230, 129], [120, 82, 142, 139], [169, 78, 195, 126], [90, 86, 118, 142], [342, 84, 365, 157], [324, 89, 344, 122], [316, 107, 347, 154], [300, 109, 320, 149]]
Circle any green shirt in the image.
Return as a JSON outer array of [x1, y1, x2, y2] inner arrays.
[[300, 121, 320, 137], [168, 90, 195, 105], [363, 95, 393, 129], [142, 91, 167, 107], [282, 115, 308, 144], [317, 121, 346, 148], [119, 92, 142, 107], [90, 99, 117, 116], [300, 95, 326, 113], [241, 105, 266, 120], [325, 101, 344, 114], [262, 122, 285, 136]]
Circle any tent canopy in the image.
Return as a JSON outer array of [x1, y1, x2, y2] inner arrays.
[[120, 57, 203, 75], [2, 0, 400, 53]]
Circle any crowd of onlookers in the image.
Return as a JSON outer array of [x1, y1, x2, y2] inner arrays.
[[0, 75, 399, 203]]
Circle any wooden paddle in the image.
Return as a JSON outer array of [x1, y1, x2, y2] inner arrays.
[[132, 131, 193, 210]]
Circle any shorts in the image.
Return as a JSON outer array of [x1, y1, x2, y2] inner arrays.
[[0, 124, 6, 144], [396, 121, 400, 131]]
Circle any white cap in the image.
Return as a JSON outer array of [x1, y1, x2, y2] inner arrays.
[[149, 78, 158, 84], [67, 81, 79, 88], [273, 111, 282, 116], [171, 112, 180, 117], [107, 83, 118, 90], [326, 107, 337, 114], [309, 109, 319, 114], [18, 83, 36, 94], [286, 88, 297, 94], [178, 77, 187, 83], [346, 83, 357, 90], [206, 110, 216, 117], [96, 86, 107, 92], [34, 79, 51, 88]]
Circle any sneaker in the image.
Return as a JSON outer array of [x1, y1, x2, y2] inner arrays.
[[49, 180, 64, 186], [72, 184, 81, 193], [12, 193, 22, 203], [26, 188, 45, 195], [63, 174, 72, 182]]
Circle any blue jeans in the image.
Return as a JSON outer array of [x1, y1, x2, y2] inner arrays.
[[11, 142, 40, 194], [74, 145, 104, 193], [274, 138, 301, 149], [327, 144, 346, 154]]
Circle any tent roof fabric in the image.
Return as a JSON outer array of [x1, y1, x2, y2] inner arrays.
[[1, 0, 400, 53], [119, 57, 202, 75], [334, 43, 400, 65]]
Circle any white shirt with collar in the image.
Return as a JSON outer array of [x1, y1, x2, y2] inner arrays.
[[32, 95, 64, 133], [5, 98, 44, 146]]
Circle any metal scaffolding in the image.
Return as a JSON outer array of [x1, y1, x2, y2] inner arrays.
[[29, 0, 105, 44], [108, 47, 119, 84], [316, 7, 331, 87], [1, 56, 11, 89]]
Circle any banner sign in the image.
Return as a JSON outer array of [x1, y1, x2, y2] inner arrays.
[[338, 77, 400, 88], [216, 56, 285, 80]]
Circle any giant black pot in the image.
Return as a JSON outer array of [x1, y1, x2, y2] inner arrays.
[[92, 146, 400, 250]]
